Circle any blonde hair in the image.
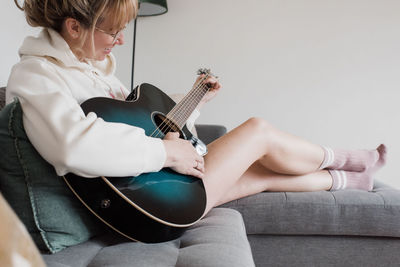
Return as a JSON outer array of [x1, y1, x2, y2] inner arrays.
[[15, 0, 138, 59]]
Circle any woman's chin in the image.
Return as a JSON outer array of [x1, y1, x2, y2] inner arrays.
[[94, 54, 107, 61]]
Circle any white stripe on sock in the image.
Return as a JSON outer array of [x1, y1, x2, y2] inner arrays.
[[329, 170, 348, 191], [327, 147, 335, 167], [320, 146, 335, 170], [336, 170, 343, 190], [341, 171, 347, 189]]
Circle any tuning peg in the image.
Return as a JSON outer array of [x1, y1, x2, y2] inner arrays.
[[197, 68, 217, 78]]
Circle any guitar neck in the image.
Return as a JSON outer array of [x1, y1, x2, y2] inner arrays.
[[167, 80, 210, 129]]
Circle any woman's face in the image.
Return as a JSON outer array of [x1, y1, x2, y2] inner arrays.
[[83, 18, 126, 61]]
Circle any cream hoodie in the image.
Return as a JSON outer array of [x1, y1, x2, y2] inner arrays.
[[6, 28, 199, 178]]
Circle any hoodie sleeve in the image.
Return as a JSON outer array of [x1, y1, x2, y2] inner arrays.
[[6, 58, 166, 178]]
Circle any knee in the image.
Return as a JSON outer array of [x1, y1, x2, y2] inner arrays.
[[244, 117, 277, 149], [245, 117, 273, 135]]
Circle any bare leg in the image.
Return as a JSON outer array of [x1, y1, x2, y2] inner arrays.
[[257, 125, 325, 175], [216, 162, 332, 206], [202, 117, 328, 213]]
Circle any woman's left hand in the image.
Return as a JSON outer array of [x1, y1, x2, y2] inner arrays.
[[195, 75, 222, 109]]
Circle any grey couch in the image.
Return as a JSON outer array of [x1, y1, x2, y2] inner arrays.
[[2, 86, 400, 267]]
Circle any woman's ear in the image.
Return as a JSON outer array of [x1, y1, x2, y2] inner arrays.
[[64, 18, 82, 39]]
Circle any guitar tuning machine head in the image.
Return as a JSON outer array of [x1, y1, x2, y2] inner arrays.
[[197, 68, 211, 75], [197, 68, 217, 78]]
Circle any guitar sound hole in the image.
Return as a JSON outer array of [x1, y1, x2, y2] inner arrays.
[[153, 113, 184, 138]]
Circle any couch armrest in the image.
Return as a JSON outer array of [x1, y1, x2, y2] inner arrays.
[[195, 124, 227, 145]]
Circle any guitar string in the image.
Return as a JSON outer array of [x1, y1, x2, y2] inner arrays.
[[174, 85, 206, 129], [152, 72, 211, 138], [169, 80, 209, 129], [168, 77, 211, 129], [148, 73, 211, 138], [167, 72, 210, 128], [164, 76, 208, 130], [178, 83, 210, 127], [173, 71, 213, 127], [155, 70, 214, 138], [149, 75, 208, 138], [153, 76, 211, 138], [152, 78, 210, 138]]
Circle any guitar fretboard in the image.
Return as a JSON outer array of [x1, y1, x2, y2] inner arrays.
[[166, 74, 212, 129]]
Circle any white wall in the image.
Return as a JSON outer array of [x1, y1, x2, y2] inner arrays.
[[2, 0, 399, 188], [0, 1, 40, 85], [118, 0, 400, 188]]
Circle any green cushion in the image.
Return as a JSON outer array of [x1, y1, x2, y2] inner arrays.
[[0, 99, 105, 253]]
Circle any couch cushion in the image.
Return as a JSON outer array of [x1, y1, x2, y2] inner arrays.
[[222, 181, 400, 238], [42, 208, 255, 267], [195, 124, 227, 145], [0, 99, 104, 254]]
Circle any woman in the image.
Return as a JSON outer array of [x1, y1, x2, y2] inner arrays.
[[7, 0, 386, 216]]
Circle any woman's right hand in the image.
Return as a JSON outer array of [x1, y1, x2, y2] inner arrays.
[[162, 132, 205, 179]]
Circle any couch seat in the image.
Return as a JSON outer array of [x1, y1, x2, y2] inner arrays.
[[42, 208, 255, 267]]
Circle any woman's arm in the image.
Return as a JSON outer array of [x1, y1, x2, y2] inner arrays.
[[7, 58, 167, 178]]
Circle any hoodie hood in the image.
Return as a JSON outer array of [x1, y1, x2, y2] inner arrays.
[[18, 28, 116, 76]]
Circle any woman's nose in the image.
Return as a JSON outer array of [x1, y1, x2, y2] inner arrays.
[[116, 32, 125, 45]]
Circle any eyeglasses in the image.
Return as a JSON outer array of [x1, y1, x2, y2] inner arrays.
[[95, 26, 126, 45]]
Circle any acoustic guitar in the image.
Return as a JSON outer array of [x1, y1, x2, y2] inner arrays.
[[63, 69, 215, 243]]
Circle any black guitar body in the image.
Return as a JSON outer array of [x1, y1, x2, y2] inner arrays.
[[64, 83, 207, 243]]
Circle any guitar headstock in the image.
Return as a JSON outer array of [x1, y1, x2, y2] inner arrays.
[[197, 68, 218, 79]]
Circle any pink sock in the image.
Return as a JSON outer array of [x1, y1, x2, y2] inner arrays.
[[328, 145, 387, 191], [319, 144, 386, 172]]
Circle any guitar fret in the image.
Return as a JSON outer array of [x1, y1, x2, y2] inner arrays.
[[167, 78, 210, 129]]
